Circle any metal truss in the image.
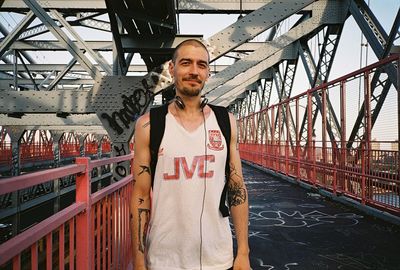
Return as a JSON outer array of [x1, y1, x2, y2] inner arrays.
[[298, 24, 345, 154], [0, 0, 318, 145], [209, 0, 349, 105], [272, 59, 299, 151], [0, 10, 114, 90], [347, 3, 400, 150], [177, 0, 314, 14]]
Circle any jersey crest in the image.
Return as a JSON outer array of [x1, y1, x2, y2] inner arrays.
[[207, 130, 224, 151]]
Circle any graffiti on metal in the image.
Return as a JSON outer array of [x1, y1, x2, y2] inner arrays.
[[101, 88, 153, 135], [112, 143, 128, 181]]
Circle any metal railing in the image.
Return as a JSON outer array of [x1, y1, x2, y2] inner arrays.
[[0, 154, 134, 269], [238, 55, 400, 215]]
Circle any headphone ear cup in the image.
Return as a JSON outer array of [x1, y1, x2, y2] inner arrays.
[[175, 96, 185, 110], [200, 98, 208, 109]]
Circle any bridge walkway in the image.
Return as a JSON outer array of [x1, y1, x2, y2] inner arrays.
[[242, 163, 400, 270]]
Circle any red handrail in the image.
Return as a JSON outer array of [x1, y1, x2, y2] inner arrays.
[[0, 153, 134, 269], [238, 55, 400, 215]]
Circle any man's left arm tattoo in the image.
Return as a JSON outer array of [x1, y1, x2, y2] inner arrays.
[[138, 208, 150, 253], [138, 165, 151, 176], [228, 162, 247, 207]]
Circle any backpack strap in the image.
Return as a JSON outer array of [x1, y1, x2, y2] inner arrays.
[[209, 104, 231, 217], [149, 104, 169, 188]]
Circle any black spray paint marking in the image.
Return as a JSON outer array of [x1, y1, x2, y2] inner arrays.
[[113, 143, 127, 181], [101, 88, 153, 135]]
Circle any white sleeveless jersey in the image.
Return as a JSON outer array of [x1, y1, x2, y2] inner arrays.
[[146, 110, 233, 270]]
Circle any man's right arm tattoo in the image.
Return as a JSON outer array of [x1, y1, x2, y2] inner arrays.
[[138, 208, 150, 253], [227, 162, 247, 207]]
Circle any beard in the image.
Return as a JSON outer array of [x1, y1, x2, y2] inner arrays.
[[179, 77, 204, 97], [181, 86, 202, 97]]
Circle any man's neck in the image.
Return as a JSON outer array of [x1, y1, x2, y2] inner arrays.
[[177, 95, 202, 114]]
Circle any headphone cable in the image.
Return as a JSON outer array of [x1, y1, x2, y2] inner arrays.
[[199, 107, 207, 270]]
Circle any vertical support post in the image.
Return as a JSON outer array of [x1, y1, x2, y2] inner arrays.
[[307, 92, 314, 184], [52, 131, 64, 214], [31, 242, 38, 270], [270, 106, 276, 170], [11, 140, 21, 177], [364, 70, 371, 201], [7, 127, 24, 236], [285, 102, 290, 175], [258, 112, 263, 166], [46, 233, 52, 269], [397, 57, 400, 180], [59, 225, 65, 270], [296, 98, 300, 179], [97, 135, 104, 159], [7, 127, 24, 177], [264, 110, 269, 168], [78, 134, 87, 157], [361, 142, 366, 204], [12, 255, 20, 269], [322, 88, 327, 186], [277, 105, 282, 171], [75, 157, 92, 270], [339, 81, 346, 194], [52, 133, 62, 168], [13, 50, 18, 90], [256, 113, 261, 164]]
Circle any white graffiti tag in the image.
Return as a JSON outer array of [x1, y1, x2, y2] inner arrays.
[[256, 259, 299, 269], [249, 210, 363, 228]]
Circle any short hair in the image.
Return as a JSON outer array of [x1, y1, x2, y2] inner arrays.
[[171, 39, 210, 64]]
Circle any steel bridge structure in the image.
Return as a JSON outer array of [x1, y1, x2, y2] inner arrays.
[[0, 0, 399, 269]]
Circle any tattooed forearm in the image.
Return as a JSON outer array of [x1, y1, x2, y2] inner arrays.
[[138, 198, 144, 205], [228, 162, 247, 207], [138, 208, 150, 253], [228, 181, 247, 207], [229, 162, 243, 182], [138, 165, 151, 176]]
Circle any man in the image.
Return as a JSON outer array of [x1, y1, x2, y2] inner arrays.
[[131, 39, 250, 270]]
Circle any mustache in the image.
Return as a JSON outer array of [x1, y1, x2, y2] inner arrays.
[[183, 76, 202, 84]]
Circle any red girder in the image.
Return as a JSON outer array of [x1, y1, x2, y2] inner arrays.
[[60, 133, 80, 158], [101, 136, 112, 153]]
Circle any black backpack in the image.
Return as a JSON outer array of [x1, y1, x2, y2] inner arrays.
[[149, 103, 231, 217]]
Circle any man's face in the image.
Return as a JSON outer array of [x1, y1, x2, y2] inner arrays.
[[169, 44, 210, 97]]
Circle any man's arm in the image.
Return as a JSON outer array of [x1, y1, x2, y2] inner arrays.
[[228, 113, 251, 270], [131, 114, 152, 270]]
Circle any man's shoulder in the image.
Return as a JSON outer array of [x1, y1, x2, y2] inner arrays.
[[135, 112, 150, 131]]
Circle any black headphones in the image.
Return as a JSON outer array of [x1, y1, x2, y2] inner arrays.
[[175, 96, 208, 110]]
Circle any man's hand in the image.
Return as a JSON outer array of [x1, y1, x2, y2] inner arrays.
[[233, 253, 251, 270]]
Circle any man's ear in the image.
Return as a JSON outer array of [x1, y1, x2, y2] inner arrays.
[[168, 60, 174, 78]]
